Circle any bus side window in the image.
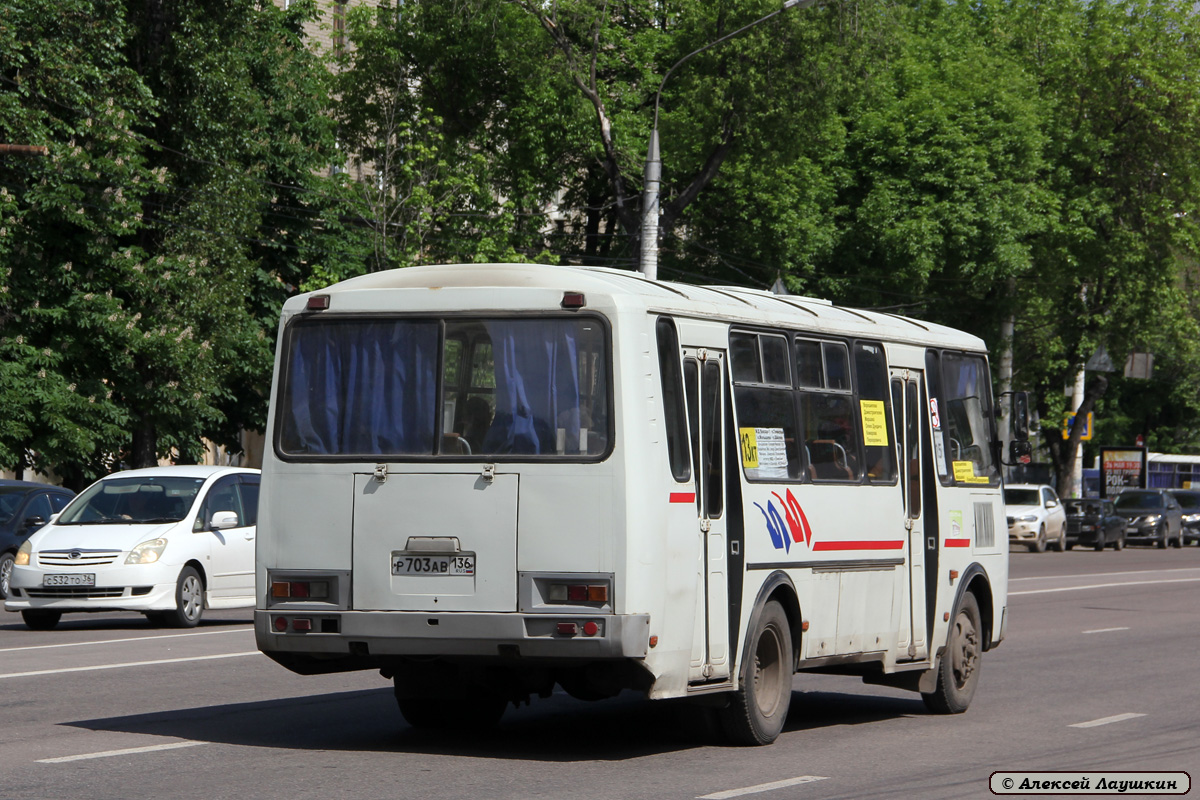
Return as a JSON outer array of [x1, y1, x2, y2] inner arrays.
[[797, 338, 861, 483], [854, 342, 896, 484], [656, 318, 691, 482], [730, 331, 801, 481]]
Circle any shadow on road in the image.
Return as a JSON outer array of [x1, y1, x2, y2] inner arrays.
[[61, 686, 924, 760], [0, 614, 252, 633]]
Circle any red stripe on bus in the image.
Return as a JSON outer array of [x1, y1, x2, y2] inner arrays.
[[944, 538, 971, 547], [812, 540, 905, 551], [669, 492, 696, 504]]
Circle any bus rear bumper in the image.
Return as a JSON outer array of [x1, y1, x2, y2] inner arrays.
[[255, 610, 651, 672]]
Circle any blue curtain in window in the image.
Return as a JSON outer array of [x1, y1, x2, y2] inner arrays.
[[283, 321, 437, 455], [482, 321, 580, 455]]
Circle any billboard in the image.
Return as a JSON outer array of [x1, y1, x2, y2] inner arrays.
[[1099, 447, 1146, 497]]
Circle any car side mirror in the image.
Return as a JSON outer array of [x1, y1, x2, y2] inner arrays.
[[1046, 500, 1058, 509], [209, 510, 240, 531], [22, 515, 46, 530]]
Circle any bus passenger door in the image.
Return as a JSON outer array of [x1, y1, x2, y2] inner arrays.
[[683, 349, 730, 682], [891, 371, 929, 661]]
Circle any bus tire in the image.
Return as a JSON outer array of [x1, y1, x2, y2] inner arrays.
[[922, 592, 982, 714], [394, 684, 507, 731], [718, 600, 793, 746]]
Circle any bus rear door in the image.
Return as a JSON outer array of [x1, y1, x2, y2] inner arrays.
[[683, 348, 730, 682]]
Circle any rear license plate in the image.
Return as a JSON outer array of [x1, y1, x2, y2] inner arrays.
[[391, 553, 475, 576], [44, 573, 95, 587]]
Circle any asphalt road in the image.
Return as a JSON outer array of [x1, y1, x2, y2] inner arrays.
[[1, 546, 1198, 800]]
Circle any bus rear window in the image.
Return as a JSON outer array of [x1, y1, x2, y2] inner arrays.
[[277, 316, 609, 459]]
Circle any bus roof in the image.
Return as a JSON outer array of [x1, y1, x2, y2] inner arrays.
[[291, 263, 986, 351]]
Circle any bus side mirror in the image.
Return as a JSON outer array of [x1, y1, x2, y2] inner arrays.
[[1009, 440, 1032, 465], [1010, 392, 1029, 440]]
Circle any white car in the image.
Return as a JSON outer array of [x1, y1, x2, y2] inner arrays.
[[1005, 483, 1068, 552], [5, 465, 259, 630]]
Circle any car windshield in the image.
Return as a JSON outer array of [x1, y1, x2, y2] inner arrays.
[[1172, 492, 1200, 510], [0, 487, 31, 524], [1064, 500, 1100, 515], [56, 476, 205, 525], [1113, 492, 1163, 511], [1004, 488, 1040, 506]]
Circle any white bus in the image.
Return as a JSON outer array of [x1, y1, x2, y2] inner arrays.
[[256, 263, 1016, 744]]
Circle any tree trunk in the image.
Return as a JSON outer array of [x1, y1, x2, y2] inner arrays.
[[130, 418, 158, 469]]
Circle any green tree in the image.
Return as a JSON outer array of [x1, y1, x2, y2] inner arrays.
[[1, 0, 346, 481], [1000, 0, 1200, 492]]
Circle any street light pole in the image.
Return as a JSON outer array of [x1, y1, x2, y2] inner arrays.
[[639, 0, 812, 280]]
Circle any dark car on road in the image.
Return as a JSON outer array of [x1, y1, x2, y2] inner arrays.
[[1168, 489, 1200, 546], [1064, 498, 1125, 551], [1113, 488, 1184, 549], [0, 480, 75, 599]]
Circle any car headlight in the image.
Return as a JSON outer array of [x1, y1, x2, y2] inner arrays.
[[1017, 514, 1038, 522], [126, 538, 168, 565], [15, 539, 32, 566], [1185, 514, 1200, 523], [1142, 514, 1162, 524]]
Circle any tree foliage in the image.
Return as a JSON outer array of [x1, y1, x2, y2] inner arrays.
[[0, 0, 348, 483]]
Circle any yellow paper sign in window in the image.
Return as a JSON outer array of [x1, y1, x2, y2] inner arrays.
[[952, 460, 991, 484], [740, 427, 760, 469], [860, 400, 889, 447]]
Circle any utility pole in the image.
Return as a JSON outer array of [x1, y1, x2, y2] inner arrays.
[[639, 0, 812, 279]]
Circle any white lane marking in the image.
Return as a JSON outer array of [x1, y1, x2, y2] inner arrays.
[[37, 741, 207, 763], [1070, 713, 1146, 728], [0, 650, 260, 680], [1010, 577, 1200, 596], [1083, 627, 1130, 634], [0, 627, 250, 654], [698, 776, 829, 799], [1011, 567, 1200, 582]]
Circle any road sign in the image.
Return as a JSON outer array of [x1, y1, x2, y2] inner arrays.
[[1063, 411, 1093, 441]]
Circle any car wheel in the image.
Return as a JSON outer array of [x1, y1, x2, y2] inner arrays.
[[1093, 537, 1105, 552], [717, 600, 793, 745], [161, 566, 204, 628], [21, 609, 62, 630], [1114, 533, 1124, 551], [1030, 526, 1047, 553], [0, 551, 14, 600], [1052, 526, 1066, 552], [923, 592, 983, 714], [1156, 523, 1168, 549], [1066, 542, 1074, 550], [1174, 529, 1184, 548]]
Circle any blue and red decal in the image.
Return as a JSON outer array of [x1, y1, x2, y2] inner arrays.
[[756, 488, 903, 552], [754, 489, 812, 553]]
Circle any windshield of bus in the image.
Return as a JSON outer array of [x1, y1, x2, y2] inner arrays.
[[277, 316, 609, 459]]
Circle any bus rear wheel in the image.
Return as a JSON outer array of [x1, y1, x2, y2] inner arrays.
[[393, 682, 507, 731], [718, 600, 793, 746], [923, 592, 982, 714]]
